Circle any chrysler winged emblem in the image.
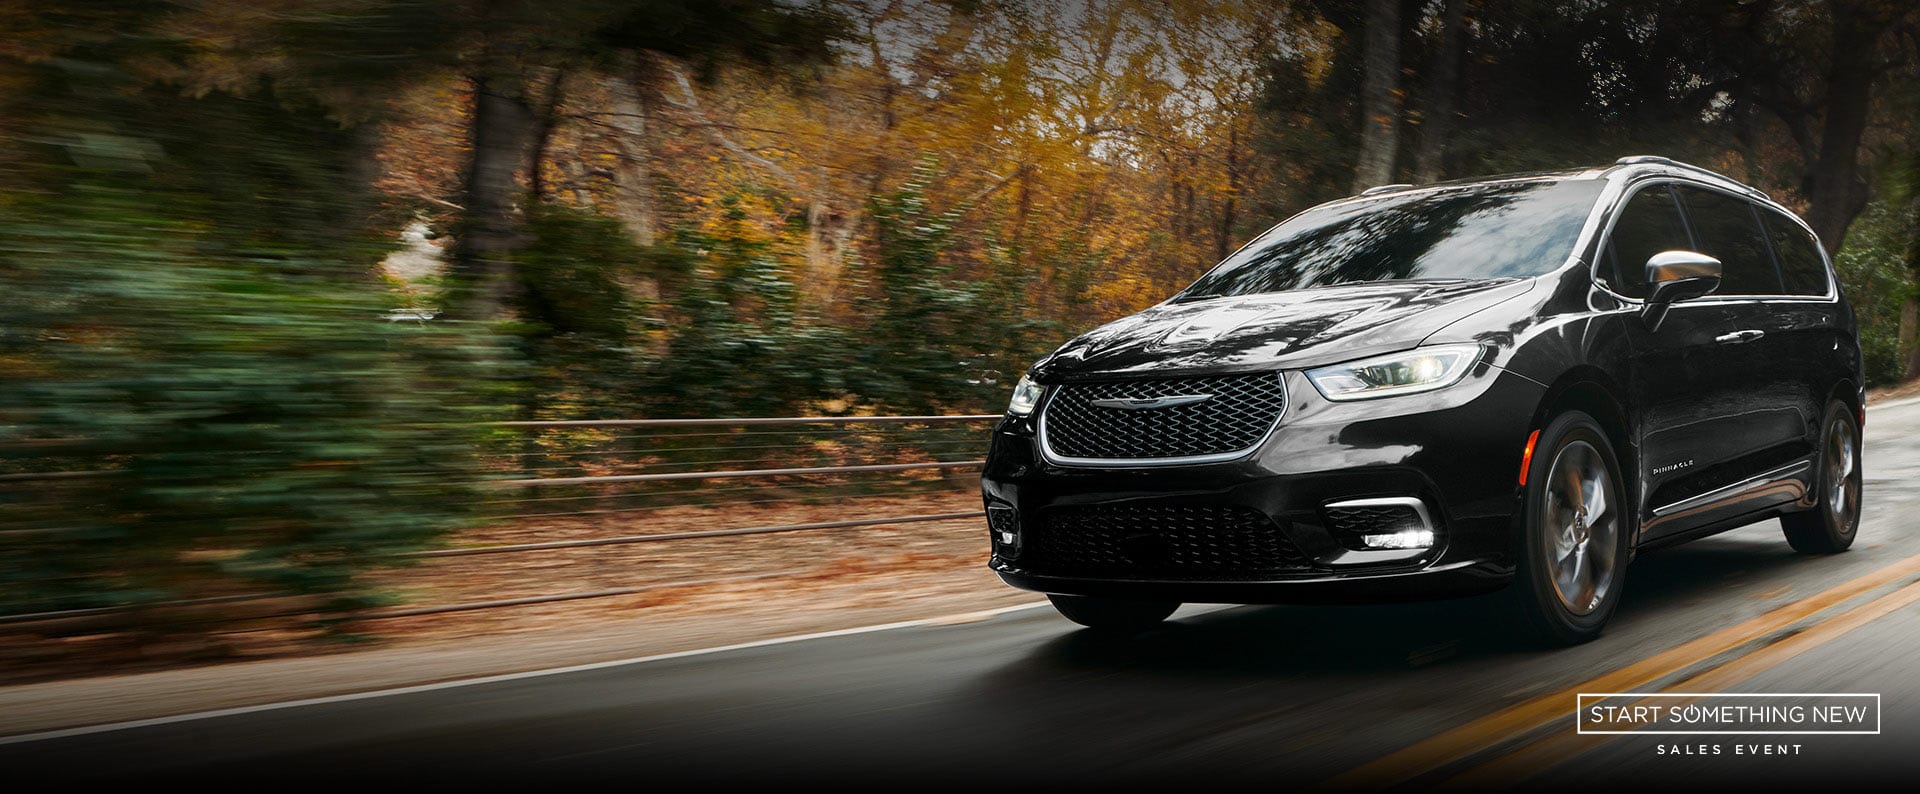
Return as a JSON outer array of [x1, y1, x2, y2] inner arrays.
[[1088, 394, 1214, 410]]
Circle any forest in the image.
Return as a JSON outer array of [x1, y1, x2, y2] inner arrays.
[[5, 0, 1920, 622]]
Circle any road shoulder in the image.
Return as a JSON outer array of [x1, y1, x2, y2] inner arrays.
[[0, 574, 1041, 738]]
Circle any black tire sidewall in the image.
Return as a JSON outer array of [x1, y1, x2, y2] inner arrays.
[[1786, 400, 1861, 550], [1516, 411, 1630, 643]]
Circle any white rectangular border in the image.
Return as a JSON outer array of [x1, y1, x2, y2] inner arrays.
[[1576, 692, 1882, 735]]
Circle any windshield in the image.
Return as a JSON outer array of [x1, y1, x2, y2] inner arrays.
[[1177, 178, 1604, 300]]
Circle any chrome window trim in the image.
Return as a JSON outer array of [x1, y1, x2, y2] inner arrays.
[[1034, 372, 1289, 468], [1586, 175, 1839, 304]]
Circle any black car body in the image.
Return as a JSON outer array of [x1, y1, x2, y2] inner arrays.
[[982, 156, 1865, 643]]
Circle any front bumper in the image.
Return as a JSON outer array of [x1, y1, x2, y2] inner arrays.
[[981, 366, 1545, 604]]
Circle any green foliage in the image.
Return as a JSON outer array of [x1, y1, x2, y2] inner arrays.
[[0, 55, 491, 620], [534, 165, 1066, 422], [850, 161, 1009, 414], [976, 235, 1069, 393], [1835, 201, 1919, 386], [641, 197, 854, 418], [517, 203, 645, 341], [508, 203, 652, 418], [596, 0, 854, 80]]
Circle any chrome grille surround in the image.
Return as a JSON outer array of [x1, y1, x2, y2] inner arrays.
[[1036, 371, 1288, 466]]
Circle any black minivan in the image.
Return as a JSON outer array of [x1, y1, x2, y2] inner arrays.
[[981, 156, 1863, 644]]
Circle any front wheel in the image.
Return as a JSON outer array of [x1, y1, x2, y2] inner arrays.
[[1047, 594, 1179, 632], [1513, 410, 1631, 646], [1781, 400, 1861, 554]]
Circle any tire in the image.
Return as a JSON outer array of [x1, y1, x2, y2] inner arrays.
[[1781, 400, 1862, 554], [1047, 594, 1179, 632], [1512, 410, 1631, 646]]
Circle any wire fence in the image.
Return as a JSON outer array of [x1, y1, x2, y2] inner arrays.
[[1, 414, 1002, 631]]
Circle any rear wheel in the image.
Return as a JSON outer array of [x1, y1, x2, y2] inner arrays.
[[1781, 401, 1861, 554], [1047, 594, 1179, 632], [1513, 411, 1630, 646]]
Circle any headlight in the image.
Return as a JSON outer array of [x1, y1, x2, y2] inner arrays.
[[1306, 344, 1483, 401], [1007, 375, 1046, 416]]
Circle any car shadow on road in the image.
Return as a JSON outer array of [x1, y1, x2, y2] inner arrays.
[[988, 530, 1815, 681], [936, 531, 1827, 783]]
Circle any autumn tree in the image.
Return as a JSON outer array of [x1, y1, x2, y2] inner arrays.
[[441, 0, 852, 322], [1350, 0, 1401, 191]]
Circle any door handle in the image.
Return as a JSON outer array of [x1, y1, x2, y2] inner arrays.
[[1714, 330, 1765, 344]]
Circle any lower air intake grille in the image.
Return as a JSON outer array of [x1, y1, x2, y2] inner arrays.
[[1029, 505, 1309, 580]]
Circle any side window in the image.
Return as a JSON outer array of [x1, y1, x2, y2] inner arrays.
[[1676, 185, 1782, 296], [1601, 185, 1691, 298], [1761, 210, 1830, 296]]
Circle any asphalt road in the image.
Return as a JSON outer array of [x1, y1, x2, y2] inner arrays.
[[8, 400, 1920, 789]]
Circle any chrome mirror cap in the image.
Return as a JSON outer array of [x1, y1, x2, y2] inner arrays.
[[1645, 249, 1722, 283]]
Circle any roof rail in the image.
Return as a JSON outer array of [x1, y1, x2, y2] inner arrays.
[[1359, 183, 1414, 196], [1610, 155, 1769, 200]]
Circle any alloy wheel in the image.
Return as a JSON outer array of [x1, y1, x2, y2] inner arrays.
[[1542, 440, 1620, 616], [1826, 416, 1861, 531]]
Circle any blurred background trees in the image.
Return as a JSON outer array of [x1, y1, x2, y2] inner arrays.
[[5, 0, 1920, 622]]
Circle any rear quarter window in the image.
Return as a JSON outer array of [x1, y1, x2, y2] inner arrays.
[[1676, 185, 1781, 296], [1761, 210, 1830, 296]]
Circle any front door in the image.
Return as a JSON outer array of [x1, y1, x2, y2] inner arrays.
[[1600, 182, 1755, 539]]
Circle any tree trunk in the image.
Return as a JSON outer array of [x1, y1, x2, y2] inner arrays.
[[1411, 0, 1465, 184], [1013, 165, 1032, 263], [525, 71, 567, 202], [1351, 0, 1401, 193], [1900, 297, 1919, 380], [802, 198, 843, 306], [1215, 125, 1241, 262], [1799, 4, 1883, 253], [447, 54, 537, 322], [609, 56, 658, 247]]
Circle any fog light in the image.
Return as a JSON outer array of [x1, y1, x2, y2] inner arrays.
[[986, 505, 1021, 558], [1359, 529, 1435, 549]]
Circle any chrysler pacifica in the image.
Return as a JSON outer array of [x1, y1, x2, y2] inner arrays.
[[981, 156, 1864, 644]]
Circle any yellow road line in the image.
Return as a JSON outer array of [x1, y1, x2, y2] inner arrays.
[[1324, 552, 1920, 790], [1440, 576, 1920, 787]]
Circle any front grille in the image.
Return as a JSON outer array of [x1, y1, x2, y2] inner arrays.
[[1040, 372, 1287, 461], [1322, 504, 1425, 536], [1028, 505, 1310, 580]]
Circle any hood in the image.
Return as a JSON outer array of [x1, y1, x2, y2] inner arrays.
[[1031, 278, 1536, 381]]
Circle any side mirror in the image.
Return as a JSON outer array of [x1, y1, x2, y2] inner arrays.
[[1640, 250, 1721, 330], [1644, 250, 1722, 304]]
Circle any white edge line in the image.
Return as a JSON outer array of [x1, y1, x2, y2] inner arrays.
[[12, 397, 1911, 746], [0, 600, 1052, 747], [1575, 692, 1882, 735], [1869, 395, 1920, 412]]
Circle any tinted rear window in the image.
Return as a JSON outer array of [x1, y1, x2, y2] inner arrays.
[[1676, 186, 1781, 296], [1761, 209, 1829, 295], [1177, 179, 1604, 300]]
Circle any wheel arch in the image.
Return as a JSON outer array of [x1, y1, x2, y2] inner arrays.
[[1527, 367, 1639, 525], [1827, 377, 1863, 424]]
